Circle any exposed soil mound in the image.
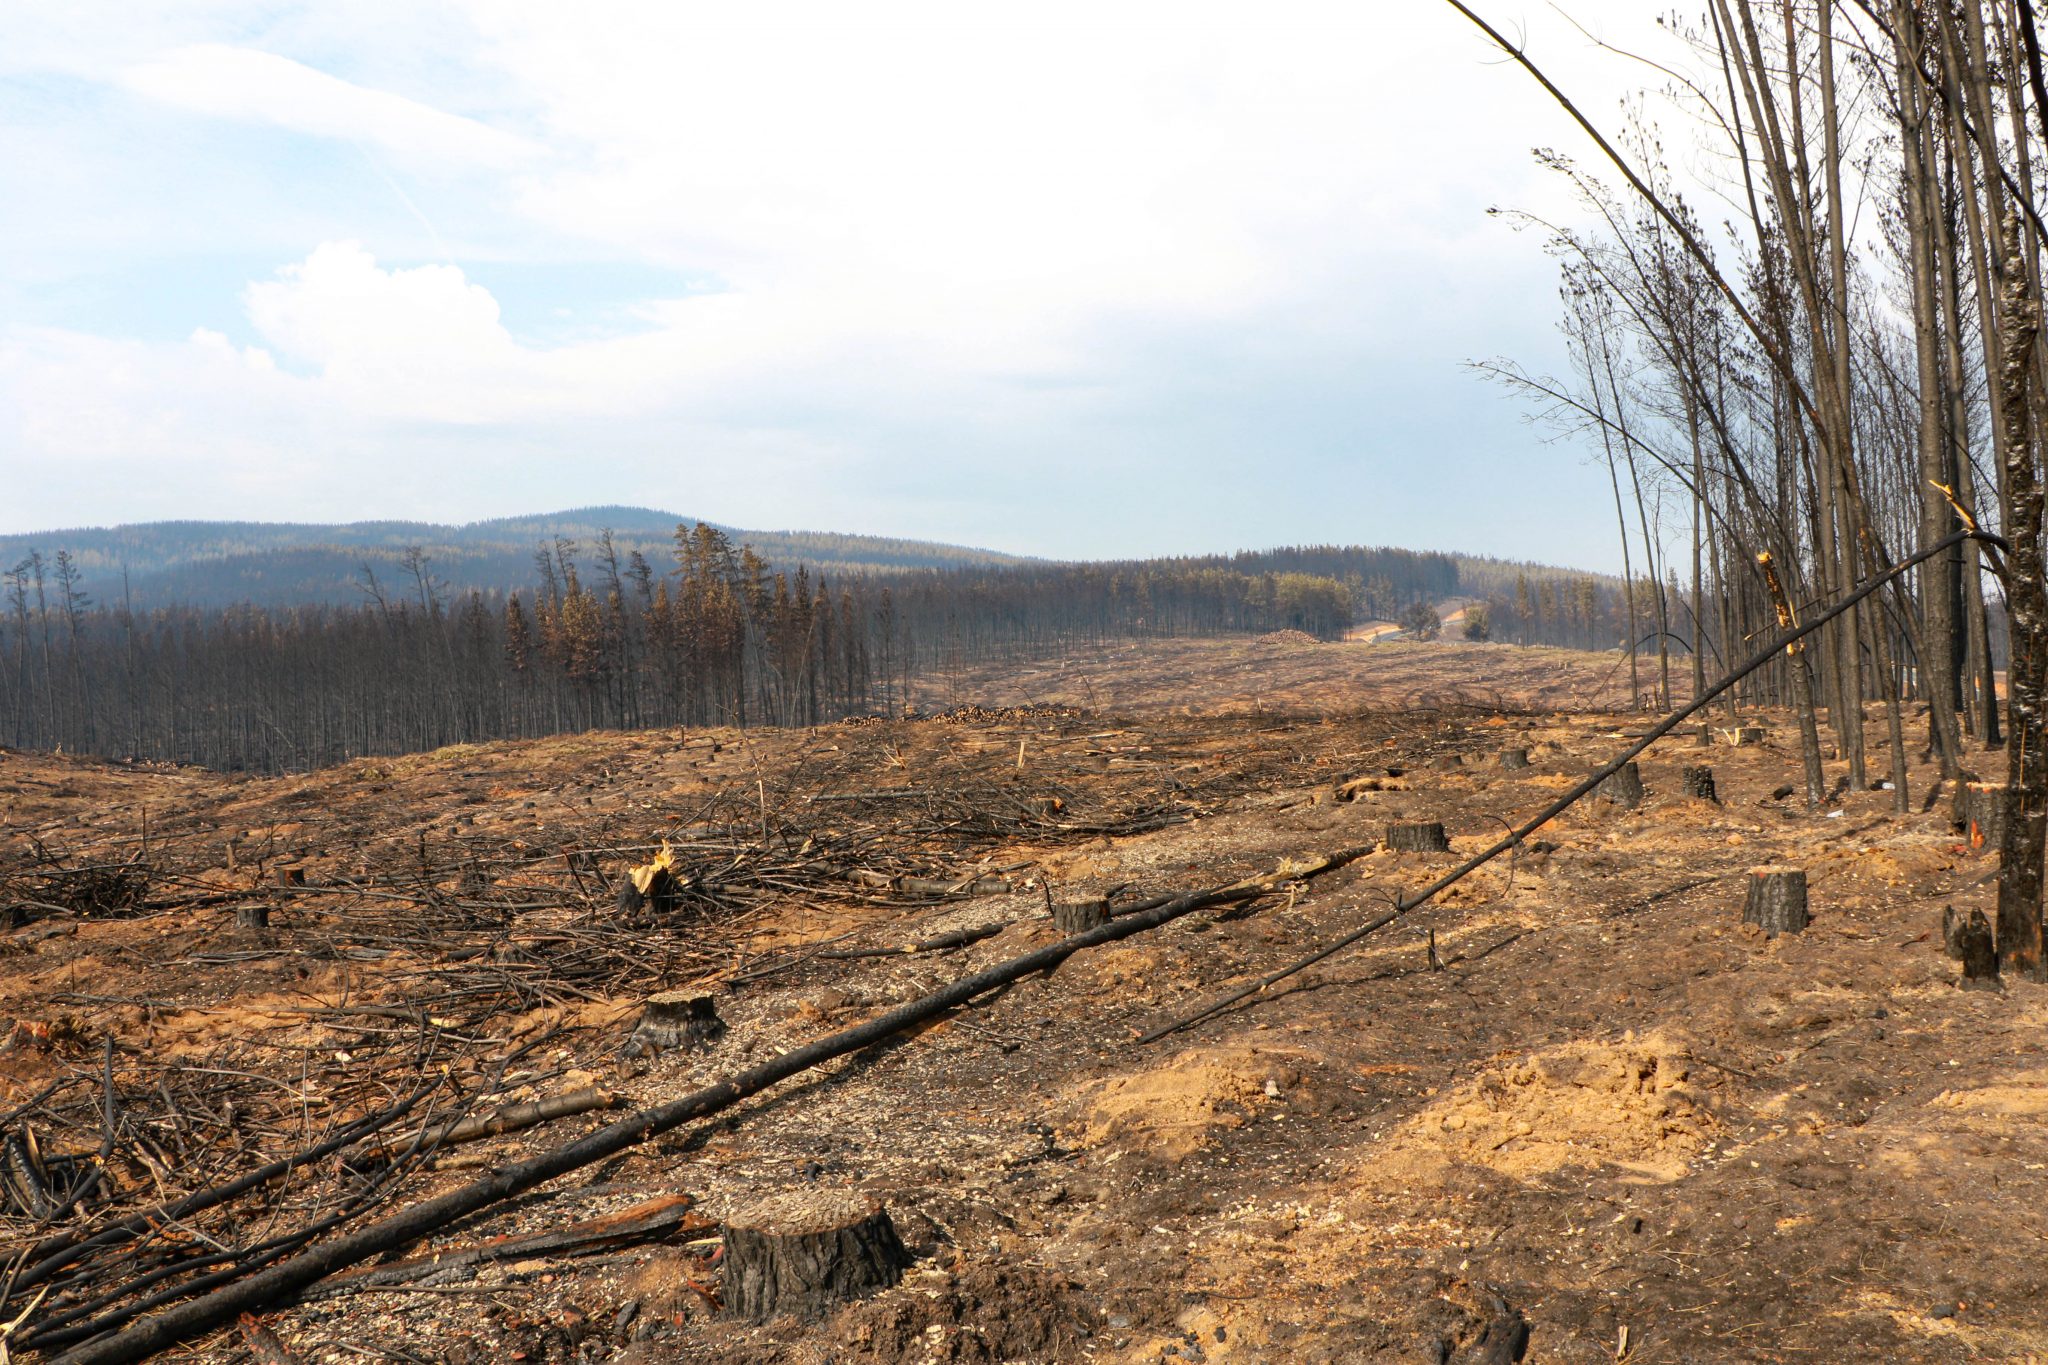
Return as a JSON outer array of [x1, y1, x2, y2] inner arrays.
[[1381, 1032, 1712, 1184], [1068, 1045, 1306, 1162], [1256, 629, 1322, 647]]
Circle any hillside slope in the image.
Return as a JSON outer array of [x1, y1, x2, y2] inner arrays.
[[0, 506, 1030, 607]]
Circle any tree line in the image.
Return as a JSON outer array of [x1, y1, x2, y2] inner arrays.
[[1451, 0, 2048, 971], [0, 529, 1469, 773]]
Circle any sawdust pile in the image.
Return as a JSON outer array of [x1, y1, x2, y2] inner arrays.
[[1380, 1033, 1713, 1184], [1255, 629, 1323, 647], [1067, 1045, 1304, 1162]]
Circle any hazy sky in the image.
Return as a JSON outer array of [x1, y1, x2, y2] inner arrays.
[[0, 2, 1676, 568]]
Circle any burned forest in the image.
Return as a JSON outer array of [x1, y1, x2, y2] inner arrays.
[[14, 1, 2048, 1363]]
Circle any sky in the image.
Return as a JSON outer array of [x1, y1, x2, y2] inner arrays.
[[0, 1, 1684, 570]]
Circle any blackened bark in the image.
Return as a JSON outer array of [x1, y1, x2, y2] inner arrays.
[[1994, 212, 2047, 980]]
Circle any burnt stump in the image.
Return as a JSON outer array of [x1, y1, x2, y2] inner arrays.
[[1743, 867, 1809, 937], [1383, 821, 1450, 853], [625, 991, 726, 1056], [1944, 906, 2000, 988], [721, 1191, 911, 1324], [1966, 782, 2008, 851], [1681, 765, 1718, 803], [1598, 762, 1645, 810]]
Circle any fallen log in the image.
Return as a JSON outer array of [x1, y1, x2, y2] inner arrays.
[[818, 921, 1006, 960], [47, 845, 1371, 1364], [306, 1194, 709, 1300], [350, 1087, 623, 1168]]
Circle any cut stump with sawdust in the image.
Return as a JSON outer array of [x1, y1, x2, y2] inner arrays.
[[721, 1190, 911, 1324], [1052, 898, 1109, 934]]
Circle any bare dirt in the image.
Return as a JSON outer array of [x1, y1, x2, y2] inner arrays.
[[1, 639, 2043, 1363]]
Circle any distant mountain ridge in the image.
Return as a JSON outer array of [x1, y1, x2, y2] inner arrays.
[[0, 506, 1032, 609]]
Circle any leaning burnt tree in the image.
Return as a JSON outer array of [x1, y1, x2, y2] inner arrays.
[[1451, 0, 2048, 977]]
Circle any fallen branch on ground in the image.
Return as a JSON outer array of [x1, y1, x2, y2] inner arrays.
[[48, 844, 1372, 1364]]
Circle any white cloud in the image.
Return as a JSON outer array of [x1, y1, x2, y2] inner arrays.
[[0, 0, 1677, 565], [120, 43, 539, 171]]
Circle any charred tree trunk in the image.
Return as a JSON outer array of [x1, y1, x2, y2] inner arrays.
[[1994, 212, 2047, 981], [1758, 553, 1827, 808]]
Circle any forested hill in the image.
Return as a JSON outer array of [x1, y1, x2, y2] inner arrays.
[[0, 507, 1030, 609]]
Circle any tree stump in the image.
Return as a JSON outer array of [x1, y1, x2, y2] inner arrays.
[[1681, 765, 1718, 803], [616, 845, 686, 916], [1383, 821, 1450, 853], [1598, 762, 1645, 810], [1728, 726, 1766, 746], [1943, 906, 1999, 988], [235, 904, 271, 931], [1742, 867, 1808, 936], [1497, 748, 1530, 770], [625, 992, 725, 1057], [275, 867, 305, 890], [1965, 782, 2008, 851], [1052, 898, 1109, 933], [721, 1191, 911, 1324]]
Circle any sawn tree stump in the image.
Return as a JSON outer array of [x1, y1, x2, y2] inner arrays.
[[721, 1191, 911, 1323], [1052, 898, 1109, 933], [1966, 782, 2008, 851], [1598, 762, 1645, 810], [1743, 867, 1808, 936], [1681, 765, 1718, 803], [625, 992, 726, 1056], [1496, 747, 1530, 771], [235, 905, 271, 931], [1943, 906, 1999, 988], [1383, 821, 1450, 853]]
